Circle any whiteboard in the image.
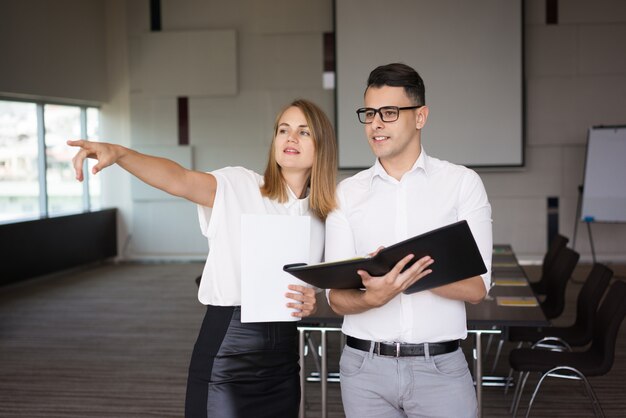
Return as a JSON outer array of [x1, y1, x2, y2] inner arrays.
[[335, 0, 523, 168], [581, 126, 626, 223]]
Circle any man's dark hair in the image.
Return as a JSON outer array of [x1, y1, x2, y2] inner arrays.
[[366, 63, 425, 106]]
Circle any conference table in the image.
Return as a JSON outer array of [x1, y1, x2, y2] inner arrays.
[[298, 244, 548, 418], [466, 244, 549, 417]]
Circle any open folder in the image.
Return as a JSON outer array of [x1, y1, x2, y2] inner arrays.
[[283, 220, 487, 294]]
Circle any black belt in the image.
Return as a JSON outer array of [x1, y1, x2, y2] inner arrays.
[[346, 336, 459, 357]]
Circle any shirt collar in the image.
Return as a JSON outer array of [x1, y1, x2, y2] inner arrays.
[[369, 147, 429, 188], [285, 185, 311, 214]]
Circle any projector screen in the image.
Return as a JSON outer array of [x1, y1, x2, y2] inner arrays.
[[335, 0, 523, 168]]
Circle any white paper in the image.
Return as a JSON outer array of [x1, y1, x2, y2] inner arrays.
[[240, 214, 310, 323]]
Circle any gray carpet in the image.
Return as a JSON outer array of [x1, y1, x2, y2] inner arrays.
[[1, 261, 625, 417]]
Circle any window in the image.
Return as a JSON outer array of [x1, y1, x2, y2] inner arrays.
[[0, 101, 39, 222], [0, 98, 101, 222], [45, 104, 83, 216], [87, 107, 101, 210]]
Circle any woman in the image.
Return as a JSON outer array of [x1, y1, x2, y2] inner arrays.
[[68, 99, 337, 417]]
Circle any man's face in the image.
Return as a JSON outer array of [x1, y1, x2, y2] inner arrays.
[[363, 86, 426, 164]]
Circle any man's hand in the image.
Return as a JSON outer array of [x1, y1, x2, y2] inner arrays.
[[286, 285, 317, 318], [328, 254, 434, 315], [360, 254, 434, 308]]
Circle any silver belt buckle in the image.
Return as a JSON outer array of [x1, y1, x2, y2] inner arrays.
[[376, 342, 397, 357]]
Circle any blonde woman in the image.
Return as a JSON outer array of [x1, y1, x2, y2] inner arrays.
[[68, 99, 337, 418]]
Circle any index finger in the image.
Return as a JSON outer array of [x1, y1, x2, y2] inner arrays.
[[67, 139, 87, 148], [389, 253, 416, 276], [400, 255, 434, 279]]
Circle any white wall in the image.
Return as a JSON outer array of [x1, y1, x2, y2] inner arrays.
[[479, 0, 626, 262], [2, 0, 625, 263], [116, 0, 334, 259], [334, 0, 626, 263], [101, 0, 133, 258]]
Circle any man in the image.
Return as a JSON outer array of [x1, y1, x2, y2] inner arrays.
[[326, 63, 492, 418]]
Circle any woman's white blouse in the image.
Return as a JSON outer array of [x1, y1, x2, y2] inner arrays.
[[196, 166, 324, 306]]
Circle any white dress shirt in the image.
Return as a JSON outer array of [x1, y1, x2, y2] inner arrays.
[[197, 166, 324, 306], [325, 148, 492, 343]]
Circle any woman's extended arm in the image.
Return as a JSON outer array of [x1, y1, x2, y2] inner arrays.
[[68, 139, 217, 207]]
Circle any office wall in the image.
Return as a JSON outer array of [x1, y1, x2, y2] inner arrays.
[[479, 0, 626, 261], [2, 0, 625, 262], [100, 0, 133, 258], [116, 0, 335, 259], [114, 0, 626, 262]]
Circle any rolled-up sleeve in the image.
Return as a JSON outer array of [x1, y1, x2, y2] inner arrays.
[[458, 170, 493, 291], [325, 187, 357, 263]]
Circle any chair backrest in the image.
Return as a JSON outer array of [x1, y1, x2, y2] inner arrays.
[[540, 247, 579, 319], [531, 234, 570, 295], [588, 280, 626, 376], [571, 263, 613, 343], [542, 234, 569, 277]]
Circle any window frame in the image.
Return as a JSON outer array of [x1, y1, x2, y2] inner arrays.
[[0, 96, 100, 223]]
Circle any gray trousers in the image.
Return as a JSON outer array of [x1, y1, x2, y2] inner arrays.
[[339, 345, 477, 418]]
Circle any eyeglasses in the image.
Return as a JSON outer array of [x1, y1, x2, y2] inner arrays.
[[356, 106, 422, 124]]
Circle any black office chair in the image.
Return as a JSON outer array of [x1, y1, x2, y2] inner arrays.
[[502, 263, 613, 395], [529, 234, 569, 295], [508, 263, 613, 349], [536, 247, 580, 320], [509, 279, 626, 418]]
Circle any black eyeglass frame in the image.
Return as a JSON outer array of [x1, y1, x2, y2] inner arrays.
[[356, 105, 422, 124]]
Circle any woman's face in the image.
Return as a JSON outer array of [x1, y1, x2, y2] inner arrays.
[[274, 106, 316, 173]]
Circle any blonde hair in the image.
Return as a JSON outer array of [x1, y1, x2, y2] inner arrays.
[[260, 99, 337, 220]]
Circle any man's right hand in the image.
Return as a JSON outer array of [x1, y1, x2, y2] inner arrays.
[[360, 254, 434, 308]]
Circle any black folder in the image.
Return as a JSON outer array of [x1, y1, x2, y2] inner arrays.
[[283, 220, 487, 294]]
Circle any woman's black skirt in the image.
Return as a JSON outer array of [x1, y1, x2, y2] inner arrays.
[[185, 305, 300, 418]]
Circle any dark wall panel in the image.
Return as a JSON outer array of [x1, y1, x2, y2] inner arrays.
[[0, 209, 117, 286]]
